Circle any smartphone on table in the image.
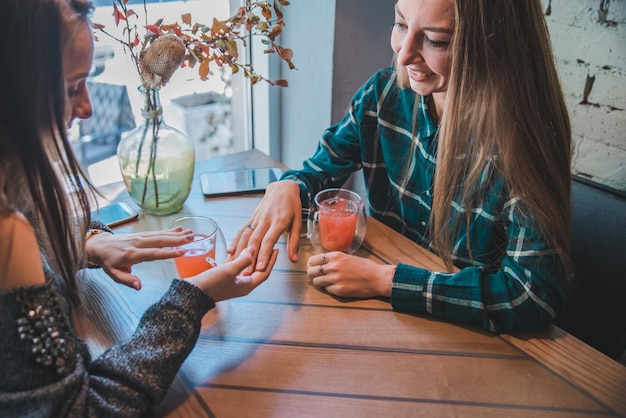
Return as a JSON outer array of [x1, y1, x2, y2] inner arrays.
[[200, 166, 282, 197], [91, 202, 138, 227]]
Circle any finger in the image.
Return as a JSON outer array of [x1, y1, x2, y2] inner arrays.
[[242, 222, 266, 273], [311, 272, 332, 288], [220, 246, 257, 277], [125, 247, 187, 263], [230, 221, 257, 259], [286, 220, 301, 263], [243, 249, 279, 288], [254, 227, 283, 271], [227, 227, 246, 255], [307, 263, 327, 280], [133, 232, 194, 248], [107, 269, 142, 290], [306, 253, 324, 268]]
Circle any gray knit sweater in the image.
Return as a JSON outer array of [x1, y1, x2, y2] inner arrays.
[[0, 274, 214, 417]]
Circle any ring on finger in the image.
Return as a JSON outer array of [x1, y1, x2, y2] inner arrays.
[[321, 253, 327, 265], [246, 223, 256, 231], [318, 265, 324, 276]]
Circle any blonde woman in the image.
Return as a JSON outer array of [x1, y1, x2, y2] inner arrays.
[[230, 0, 572, 333]]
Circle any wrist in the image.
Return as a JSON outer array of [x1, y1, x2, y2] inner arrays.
[[380, 264, 397, 297], [85, 224, 113, 268]]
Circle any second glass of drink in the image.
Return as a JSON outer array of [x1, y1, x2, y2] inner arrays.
[[167, 216, 227, 278], [307, 188, 367, 254]]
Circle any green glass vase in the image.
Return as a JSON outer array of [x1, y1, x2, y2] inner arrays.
[[117, 86, 195, 215]]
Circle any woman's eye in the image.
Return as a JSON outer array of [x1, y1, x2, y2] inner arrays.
[[67, 87, 79, 97], [393, 22, 408, 31], [67, 79, 86, 98], [425, 37, 450, 50]]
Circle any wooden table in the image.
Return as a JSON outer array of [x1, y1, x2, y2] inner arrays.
[[76, 150, 626, 417]]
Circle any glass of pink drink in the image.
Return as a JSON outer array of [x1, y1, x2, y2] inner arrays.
[[308, 188, 367, 253], [166, 216, 226, 279]]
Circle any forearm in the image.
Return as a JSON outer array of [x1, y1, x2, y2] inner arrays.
[[390, 261, 565, 333], [86, 279, 214, 414]]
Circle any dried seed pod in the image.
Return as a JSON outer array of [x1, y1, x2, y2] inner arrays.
[[139, 34, 186, 87]]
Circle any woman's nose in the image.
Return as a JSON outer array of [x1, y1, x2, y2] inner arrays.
[[74, 92, 93, 120], [396, 35, 422, 66], [71, 86, 93, 121]]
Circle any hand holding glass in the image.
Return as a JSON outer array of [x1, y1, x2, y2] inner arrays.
[[307, 188, 367, 254], [167, 216, 227, 278]]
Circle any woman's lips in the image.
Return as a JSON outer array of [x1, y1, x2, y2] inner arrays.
[[407, 68, 434, 82]]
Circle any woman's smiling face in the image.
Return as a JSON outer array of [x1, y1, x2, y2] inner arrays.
[[391, 0, 455, 99]]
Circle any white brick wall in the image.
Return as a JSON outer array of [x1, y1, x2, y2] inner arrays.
[[544, 0, 626, 192]]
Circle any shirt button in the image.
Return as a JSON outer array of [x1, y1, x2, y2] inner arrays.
[[421, 220, 426, 226]]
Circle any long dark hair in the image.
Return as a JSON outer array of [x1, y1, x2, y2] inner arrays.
[[0, 0, 95, 305]]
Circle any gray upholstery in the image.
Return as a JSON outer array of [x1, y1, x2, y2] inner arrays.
[[77, 81, 135, 166], [555, 178, 626, 360]]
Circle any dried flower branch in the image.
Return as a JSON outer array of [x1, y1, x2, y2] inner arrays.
[[93, 0, 295, 88], [91, 0, 295, 214]]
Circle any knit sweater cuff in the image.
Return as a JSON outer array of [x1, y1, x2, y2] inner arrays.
[[163, 279, 216, 317]]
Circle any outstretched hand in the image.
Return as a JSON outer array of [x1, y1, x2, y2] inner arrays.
[[227, 180, 302, 274], [188, 246, 279, 302], [85, 227, 193, 290]]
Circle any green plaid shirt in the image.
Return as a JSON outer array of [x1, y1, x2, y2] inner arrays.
[[283, 68, 565, 333]]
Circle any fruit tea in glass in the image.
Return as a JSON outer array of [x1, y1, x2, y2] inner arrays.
[[167, 216, 225, 278], [309, 188, 367, 253]]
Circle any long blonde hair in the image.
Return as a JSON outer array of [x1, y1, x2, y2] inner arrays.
[[398, 0, 573, 287]]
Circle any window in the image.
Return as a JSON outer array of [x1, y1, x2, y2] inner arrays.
[[78, 0, 253, 186]]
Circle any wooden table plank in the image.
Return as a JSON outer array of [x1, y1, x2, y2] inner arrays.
[[185, 386, 608, 418], [178, 343, 607, 414], [502, 329, 626, 416]]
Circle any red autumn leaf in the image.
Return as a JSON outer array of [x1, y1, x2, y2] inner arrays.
[[113, 4, 125, 26], [125, 9, 137, 19], [132, 33, 140, 47], [261, 5, 272, 20], [273, 2, 283, 20], [145, 25, 162, 35], [276, 45, 293, 61], [181, 13, 192, 25]]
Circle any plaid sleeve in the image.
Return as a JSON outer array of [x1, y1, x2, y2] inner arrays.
[[390, 197, 566, 333], [280, 70, 386, 208]]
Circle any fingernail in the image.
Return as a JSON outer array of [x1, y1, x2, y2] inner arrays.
[[256, 261, 264, 270], [185, 234, 194, 241], [133, 281, 140, 290]]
